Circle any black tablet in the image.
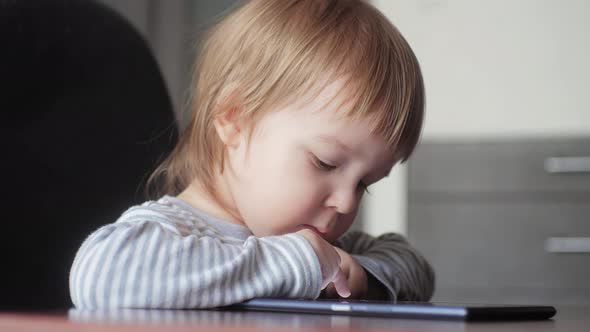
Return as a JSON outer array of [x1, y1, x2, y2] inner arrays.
[[229, 298, 557, 321]]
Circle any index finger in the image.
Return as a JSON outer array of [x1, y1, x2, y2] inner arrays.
[[331, 267, 351, 298]]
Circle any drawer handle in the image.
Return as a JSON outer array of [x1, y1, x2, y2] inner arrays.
[[544, 156, 590, 173], [545, 237, 590, 253]]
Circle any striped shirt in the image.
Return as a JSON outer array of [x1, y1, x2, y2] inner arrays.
[[69, 195, 434, 309]]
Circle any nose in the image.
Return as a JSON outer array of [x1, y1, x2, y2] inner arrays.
[[325, 184, 360, 215]]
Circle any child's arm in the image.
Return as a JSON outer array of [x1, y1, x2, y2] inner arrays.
[[69, 214, 323, 309], [333, 231, 435, 302]]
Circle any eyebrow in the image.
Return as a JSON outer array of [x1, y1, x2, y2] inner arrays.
[[316, 135, 353, 153]]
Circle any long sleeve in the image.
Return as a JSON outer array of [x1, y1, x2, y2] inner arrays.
[[69, 209, 322, 309], [334, 231, 435, 302]]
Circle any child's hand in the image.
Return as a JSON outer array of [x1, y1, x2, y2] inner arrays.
[[321, 247, 368, 299], [296, 229, 351, 298]]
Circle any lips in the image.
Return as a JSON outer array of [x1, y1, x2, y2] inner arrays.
[[302, 224, 328, 236]]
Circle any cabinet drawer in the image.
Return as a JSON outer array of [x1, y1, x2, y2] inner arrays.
[[408, 202, 590, 304], [408, 139, 590, 193]]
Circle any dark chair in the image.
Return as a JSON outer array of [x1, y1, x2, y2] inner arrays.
[[0, 0, 178, 309]]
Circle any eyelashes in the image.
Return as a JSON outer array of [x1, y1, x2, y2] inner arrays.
[[312, 155, 336, 171], [358, 181, 370, 194], [311, 155, 371, 194]]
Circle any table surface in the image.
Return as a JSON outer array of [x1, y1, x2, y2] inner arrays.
[[0, 305, 588, 332]]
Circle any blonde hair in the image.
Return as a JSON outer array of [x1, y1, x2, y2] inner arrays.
[[147, 0, 424, 199]]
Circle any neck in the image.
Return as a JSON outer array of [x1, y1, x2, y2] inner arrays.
[[177, 174, 245, 227]]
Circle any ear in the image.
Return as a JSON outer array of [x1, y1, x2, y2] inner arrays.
[[213, 108, 243, 148]]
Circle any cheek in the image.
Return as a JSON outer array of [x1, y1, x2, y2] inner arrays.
[[237, 149, 326, 235], [265, 166, 325, 230]]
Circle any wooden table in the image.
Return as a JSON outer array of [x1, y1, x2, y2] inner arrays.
[[1, 306, 588, 332]]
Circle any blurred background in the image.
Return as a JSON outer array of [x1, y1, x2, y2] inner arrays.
[[2, 0, 588, 309]]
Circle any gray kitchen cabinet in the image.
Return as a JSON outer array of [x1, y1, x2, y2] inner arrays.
[[408, 138, 590, 305]]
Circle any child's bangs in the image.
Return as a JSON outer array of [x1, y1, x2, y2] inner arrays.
[[287, 3, 424, 163], [342, 36, 424, 163]]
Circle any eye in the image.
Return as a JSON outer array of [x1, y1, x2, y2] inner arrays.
[[312, 155, 336, 171]]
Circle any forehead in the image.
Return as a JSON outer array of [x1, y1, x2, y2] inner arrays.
[[255, 79, 398, 165], [267, 78, 384, 145]]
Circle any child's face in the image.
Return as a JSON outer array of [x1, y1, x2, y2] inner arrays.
[[223, 80, 397, 242]]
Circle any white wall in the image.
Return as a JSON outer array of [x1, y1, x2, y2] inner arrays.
[[363, 0, 590, 235]]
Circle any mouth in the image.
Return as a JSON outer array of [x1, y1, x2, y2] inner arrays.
[[301, 224, 328, 237]]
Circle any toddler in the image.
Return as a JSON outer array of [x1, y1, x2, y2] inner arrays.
[[69, 0, 435, 309]]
